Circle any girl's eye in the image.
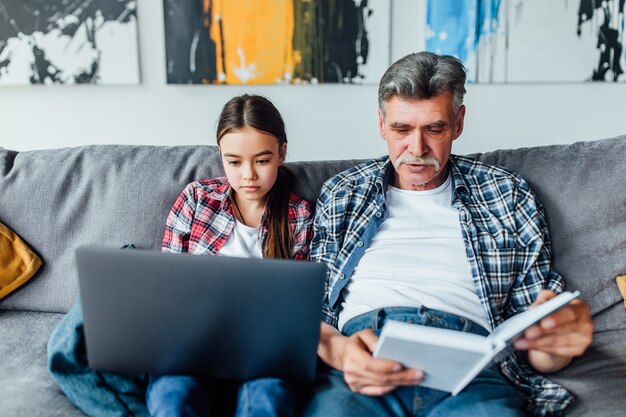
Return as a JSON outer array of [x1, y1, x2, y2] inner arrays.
[[256, 159, 270, 165], [228, 160, 241, 166]]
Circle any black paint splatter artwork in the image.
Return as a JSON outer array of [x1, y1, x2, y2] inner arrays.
[[0, 0, 139, 85], [577, 0, 625, 81]]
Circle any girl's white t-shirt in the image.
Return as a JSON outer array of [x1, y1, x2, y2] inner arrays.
[[338, 175, 491, 331], [217, 219, 263, 259]]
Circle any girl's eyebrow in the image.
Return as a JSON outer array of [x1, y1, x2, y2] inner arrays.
[[222, 150, 274, 158]]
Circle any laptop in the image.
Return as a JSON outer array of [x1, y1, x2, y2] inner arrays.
[[75, 246, 326, 382]]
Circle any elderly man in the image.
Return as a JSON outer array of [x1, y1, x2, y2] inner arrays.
[[301, 52, 593, 417]]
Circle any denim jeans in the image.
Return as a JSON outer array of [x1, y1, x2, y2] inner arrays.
[[301, 306, 526, 417], [146, 375, 295, 417]]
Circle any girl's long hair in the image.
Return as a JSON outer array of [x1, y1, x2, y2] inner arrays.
[[216, 94, 294, 259]]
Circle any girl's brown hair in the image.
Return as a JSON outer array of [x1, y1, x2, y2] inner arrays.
[[216, 94, 295, 259]]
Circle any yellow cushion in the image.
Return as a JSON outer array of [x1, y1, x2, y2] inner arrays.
[[617, 276, 626, 308], [0, 222, 42, 299]]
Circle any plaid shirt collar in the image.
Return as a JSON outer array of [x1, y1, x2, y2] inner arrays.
[[163, 177, 313, 260], [312, 154, 572, 415], [372, 156, 473, 205], [215, 181, 271, 228]]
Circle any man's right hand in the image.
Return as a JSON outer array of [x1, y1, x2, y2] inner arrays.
[[318, 322, 423, 396]]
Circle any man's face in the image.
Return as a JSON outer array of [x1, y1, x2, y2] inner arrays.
[[379, 92, 465, 191]]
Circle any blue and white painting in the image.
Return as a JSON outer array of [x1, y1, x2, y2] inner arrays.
[[0, 0, 140, 85], [424, 0, 626, 83]]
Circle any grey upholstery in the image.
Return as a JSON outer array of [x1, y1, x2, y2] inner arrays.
[[0, 311, 84, 417], [1, 137, 625, 416]]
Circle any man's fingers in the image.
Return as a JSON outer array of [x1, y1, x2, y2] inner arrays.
[[515, 323, 593, 356], [344, 332, 399, 375], [357, 385, 398, 396], [345, 367, 423, 395], [540, 300, 588, 329], [349, 330, 408, 375], [356, 329, 380, 353], [523, 302, 592, 341], [529, 290, 557, 309], [341, 329, 424, 393], [525, 336, 590, 357], [344, 353, 422, 385]]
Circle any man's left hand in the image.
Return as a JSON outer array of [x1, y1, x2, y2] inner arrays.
[[514, 290, 594, 373]]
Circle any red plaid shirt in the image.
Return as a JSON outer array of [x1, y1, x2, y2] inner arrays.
[[162, 177, 314, 259]]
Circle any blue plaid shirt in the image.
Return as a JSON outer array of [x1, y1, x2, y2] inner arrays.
[[311, 155, 573, 416]]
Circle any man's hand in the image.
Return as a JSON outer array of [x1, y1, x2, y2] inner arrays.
[[318, 323, 423, 396], [514, 290, 594, 373]]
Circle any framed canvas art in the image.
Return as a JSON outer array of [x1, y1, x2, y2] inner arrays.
[[423, 0, 625, 83], [163, 0, 391, 85], [0, 0, 140, 85]]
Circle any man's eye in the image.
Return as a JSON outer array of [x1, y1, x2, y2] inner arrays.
[[428, 129, 444, 135]]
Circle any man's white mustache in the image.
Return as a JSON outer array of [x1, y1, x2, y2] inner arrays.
[[395, 155, 440, 172]]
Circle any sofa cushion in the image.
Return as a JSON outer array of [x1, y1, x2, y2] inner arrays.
[[551, 329, 626, 417], [0, 145, 359, 314], [0, 145, 224, 313], [0, 310, 85, 416], [0, 137, 624, 320], [0, 221, 43, 298], [473, 136, 626, 327]]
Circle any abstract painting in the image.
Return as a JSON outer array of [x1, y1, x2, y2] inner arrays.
[[163, 0, 390, 85], [0, 0, 140, 85], [424, 0, 626, 83]]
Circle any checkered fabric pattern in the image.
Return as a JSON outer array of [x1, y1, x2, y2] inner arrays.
[[163, 177, 313, 260], [311, 155, 572, 416]]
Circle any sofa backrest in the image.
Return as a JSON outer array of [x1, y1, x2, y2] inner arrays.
[[1, 138, 625, 332], [0, 145, 358, 313], [470, 136, 626, 332]]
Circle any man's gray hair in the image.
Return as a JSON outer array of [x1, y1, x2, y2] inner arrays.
[[378, 52, 467, 115]]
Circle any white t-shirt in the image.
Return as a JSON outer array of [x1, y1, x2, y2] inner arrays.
[[217, 219, 263, 259], [338, 175, 491, 331]]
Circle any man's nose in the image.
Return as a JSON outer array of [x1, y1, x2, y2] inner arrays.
[[408, 131, 426, 156]]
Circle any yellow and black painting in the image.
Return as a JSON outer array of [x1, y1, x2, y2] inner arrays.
[[163, 0, 390, 84]]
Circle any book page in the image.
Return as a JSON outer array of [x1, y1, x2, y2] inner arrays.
[[490, 291, 580, 345], [373, 320, 492, 393]]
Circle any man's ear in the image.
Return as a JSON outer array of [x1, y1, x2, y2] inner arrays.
[[453, 105, 466, 140], [378, 109, 387, 140]]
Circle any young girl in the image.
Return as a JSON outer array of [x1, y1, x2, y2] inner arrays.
[[146, 94, 314, 417]]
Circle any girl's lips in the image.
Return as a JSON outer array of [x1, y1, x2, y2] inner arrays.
[[240, 186, 260, 191]]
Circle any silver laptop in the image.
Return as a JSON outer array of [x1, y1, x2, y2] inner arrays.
[[76, 246, 326, 382]]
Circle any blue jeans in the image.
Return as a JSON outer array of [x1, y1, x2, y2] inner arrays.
[[301, 307, 526, 417], [146, 375, 294, 417]]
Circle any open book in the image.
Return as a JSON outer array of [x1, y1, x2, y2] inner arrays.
[[373, 290, 580, 395]]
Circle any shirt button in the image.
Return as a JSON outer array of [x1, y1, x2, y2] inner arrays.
[[340, 273, 345, 279], [357, 241, 364, 247], [375, 212, 382, 218]]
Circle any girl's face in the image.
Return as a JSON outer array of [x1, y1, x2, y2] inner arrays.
[[219, 126, 286, 204]]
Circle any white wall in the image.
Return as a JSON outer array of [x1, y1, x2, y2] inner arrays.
[[1, 0, 625, 161]]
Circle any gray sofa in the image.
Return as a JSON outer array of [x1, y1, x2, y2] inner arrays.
[[1, 137, 625, 416]]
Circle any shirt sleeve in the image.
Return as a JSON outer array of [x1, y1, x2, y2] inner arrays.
[[162, 183, 197, 254], [505, 180, 565, 319], [310, 185, 340, 329]]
